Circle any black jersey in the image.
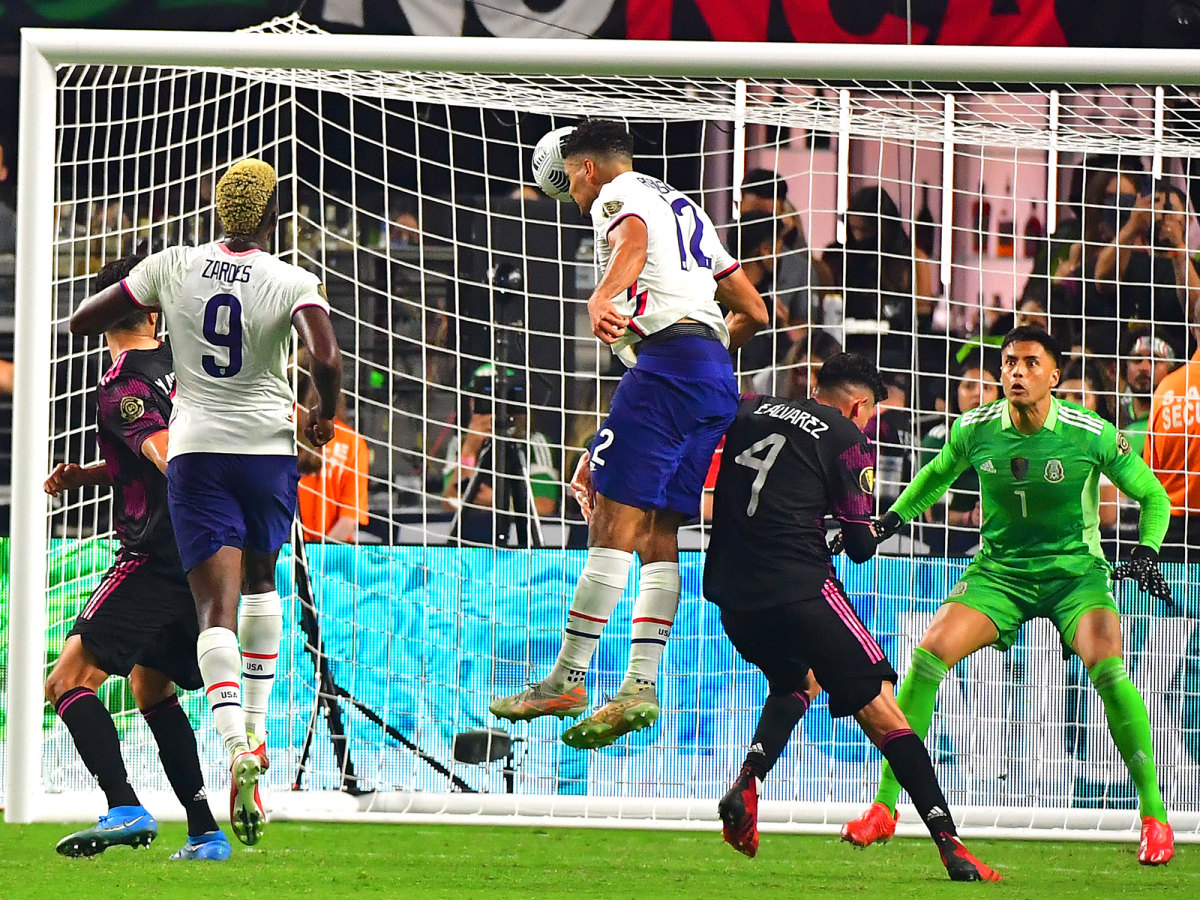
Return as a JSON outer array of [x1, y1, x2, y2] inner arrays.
[[704, 394, 875, 610], [95, 342, 177, 563]]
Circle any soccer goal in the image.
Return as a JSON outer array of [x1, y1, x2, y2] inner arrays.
[[6, 15, 1200, 843]]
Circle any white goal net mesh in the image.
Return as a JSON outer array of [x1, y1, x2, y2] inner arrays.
[[8, 16, 1199, 838]]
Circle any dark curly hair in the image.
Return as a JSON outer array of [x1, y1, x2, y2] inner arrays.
[[561, 120, 634, 161], [816, 351, 887, 403], [94, 253, 150, 332]]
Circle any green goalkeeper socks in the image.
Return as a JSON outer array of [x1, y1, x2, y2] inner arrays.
[[1088, 655, 1168, 823], [875, 646, 949, 814]]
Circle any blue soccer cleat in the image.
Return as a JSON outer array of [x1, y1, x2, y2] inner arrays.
[[55, 805, 158, 858], [170, 829, 233, 861]]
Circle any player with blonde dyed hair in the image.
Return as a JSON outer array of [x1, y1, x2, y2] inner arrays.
[[72, 158, 343, 848]]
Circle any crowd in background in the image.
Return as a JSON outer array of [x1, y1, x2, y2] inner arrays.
[[2, 129, 1198, 559]]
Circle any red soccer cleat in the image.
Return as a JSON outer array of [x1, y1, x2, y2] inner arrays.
[[840, 802, 898, 848], [1138, 816, 1174, 866], [718, 765, 760, 858], [938, 833, 1002, 882]]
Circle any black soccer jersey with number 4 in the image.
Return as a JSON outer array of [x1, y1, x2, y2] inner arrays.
[[704, 394, 875, 610], [96, 342, 177, 562]]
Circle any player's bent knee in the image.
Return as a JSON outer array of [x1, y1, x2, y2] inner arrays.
[[44, 638, 107, 705], [129, 665, 175, 710]]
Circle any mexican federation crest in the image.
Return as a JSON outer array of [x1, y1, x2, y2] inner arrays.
[[1044, 459, 1065, 483]]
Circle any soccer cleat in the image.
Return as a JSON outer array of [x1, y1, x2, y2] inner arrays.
[[840, 802, 899, 847], [560, 685, 660, 750], [489, 682, 588, 722], [718, 765, 760, 858], [1138, 816, 1174, 865], [938, 833, 1003, 882], [248, 731, 270, 772], [55, 805, 158, 858], [229, 750, 265, 846], [170, 829, 233, 861]]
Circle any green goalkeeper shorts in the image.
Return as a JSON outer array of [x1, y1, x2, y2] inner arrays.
[[943, 558, 1116, 653]]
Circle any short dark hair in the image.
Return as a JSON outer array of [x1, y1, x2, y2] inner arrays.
[[816, 351, 887, 403], [741, 168, 787, 203], [561, 120, 634, 161], [730, 211, 776, 261], [1001, 325, 1061, 369], [94, 254, 151, 332]]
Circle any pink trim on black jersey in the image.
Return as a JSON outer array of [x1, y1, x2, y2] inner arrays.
[[714, 261, 740, 280], [120, 278, 152, 309], [216, 243, 261, 258], [605, 212, 646, 237], [102, 350, 129, 385]]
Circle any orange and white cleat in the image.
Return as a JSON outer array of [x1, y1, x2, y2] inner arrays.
[[1138, 816, 1174, 866], [840, 802, 899, 848], [489, 682, 588, 722]]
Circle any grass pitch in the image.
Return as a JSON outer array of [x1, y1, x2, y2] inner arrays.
[[0, 821, 1189, 899]]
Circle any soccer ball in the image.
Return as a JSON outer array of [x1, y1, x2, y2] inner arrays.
[[531, 126, 574, 202]]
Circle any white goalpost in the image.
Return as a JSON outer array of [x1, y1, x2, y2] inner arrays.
[[6, 16, 1200, 843]]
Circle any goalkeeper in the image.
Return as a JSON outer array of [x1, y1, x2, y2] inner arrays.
[[842, 326, 1175, 866]]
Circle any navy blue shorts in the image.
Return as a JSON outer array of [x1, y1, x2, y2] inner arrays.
[[590, 335, 737, 517], [167, 453, 299, 572]]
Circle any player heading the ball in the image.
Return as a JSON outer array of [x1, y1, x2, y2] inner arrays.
[[490, 120, 769, 749], [71, 158, 343, 847]]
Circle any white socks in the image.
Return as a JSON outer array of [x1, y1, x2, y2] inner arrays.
[[238, 590, 282, 739], [197, 626, 247, 760], [547, 548, 634, 689], [620, 561, 681, 693]]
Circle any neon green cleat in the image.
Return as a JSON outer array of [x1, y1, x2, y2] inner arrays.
[[561, 686, 660, 750], [489, 682, 588, 722]]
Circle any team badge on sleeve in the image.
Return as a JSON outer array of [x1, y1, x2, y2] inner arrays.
[[120, 396, 145, 422], [601, 200, 624, 217], [859, 466, 875, 494], [1117, 432, 1132, 455]]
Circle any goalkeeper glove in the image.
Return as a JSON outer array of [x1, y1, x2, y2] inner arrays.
[[1111, 545, 1174, 607], [873, 510, 903, 542]]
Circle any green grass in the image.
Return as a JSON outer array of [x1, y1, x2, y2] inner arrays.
[[0, 822, 1189, 899]]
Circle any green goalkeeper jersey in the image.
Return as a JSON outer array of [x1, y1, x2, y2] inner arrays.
[[892, 397, 1170, 579]]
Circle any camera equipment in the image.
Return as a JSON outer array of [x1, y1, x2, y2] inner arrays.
[[448, 261, 546, 548]]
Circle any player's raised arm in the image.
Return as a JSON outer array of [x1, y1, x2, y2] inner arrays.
[[292, 304, 343, 447], [882, 420, 973, 530], [585, 215, 643, 344], [715, 266, 769, 351], [69, 281, 156, 336]]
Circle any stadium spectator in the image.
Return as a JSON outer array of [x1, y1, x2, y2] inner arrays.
[[44, 254, 231, 862], [739, 167, 831, 328], [69, 158, 343, 847], [295, 348, 371, 543], [1144, 297, 1200, 562], [1092, 178, 1199, 361], [843, 326, 1175, 866], [777, 327, 842, 401], [441, 363, 559, 542], [489, 120, 767, 749], [730, 211, 788, 385], [821, 184, 938, 406], [864, 375, 915, 511], [919, 360, 1000, 556], [706, 352, 1000, 882], [1117, 328, 1178, 445]]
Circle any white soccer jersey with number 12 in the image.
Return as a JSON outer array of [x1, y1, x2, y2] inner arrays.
[[122, 242, 330, 460], [591, 170, 738, 367]]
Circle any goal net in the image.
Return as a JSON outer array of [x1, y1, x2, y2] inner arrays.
[[6, 17, 1199, 842]]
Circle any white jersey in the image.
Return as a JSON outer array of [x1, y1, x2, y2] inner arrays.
[[123, 242, 330, 459], [591, 170, 737, 367]]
